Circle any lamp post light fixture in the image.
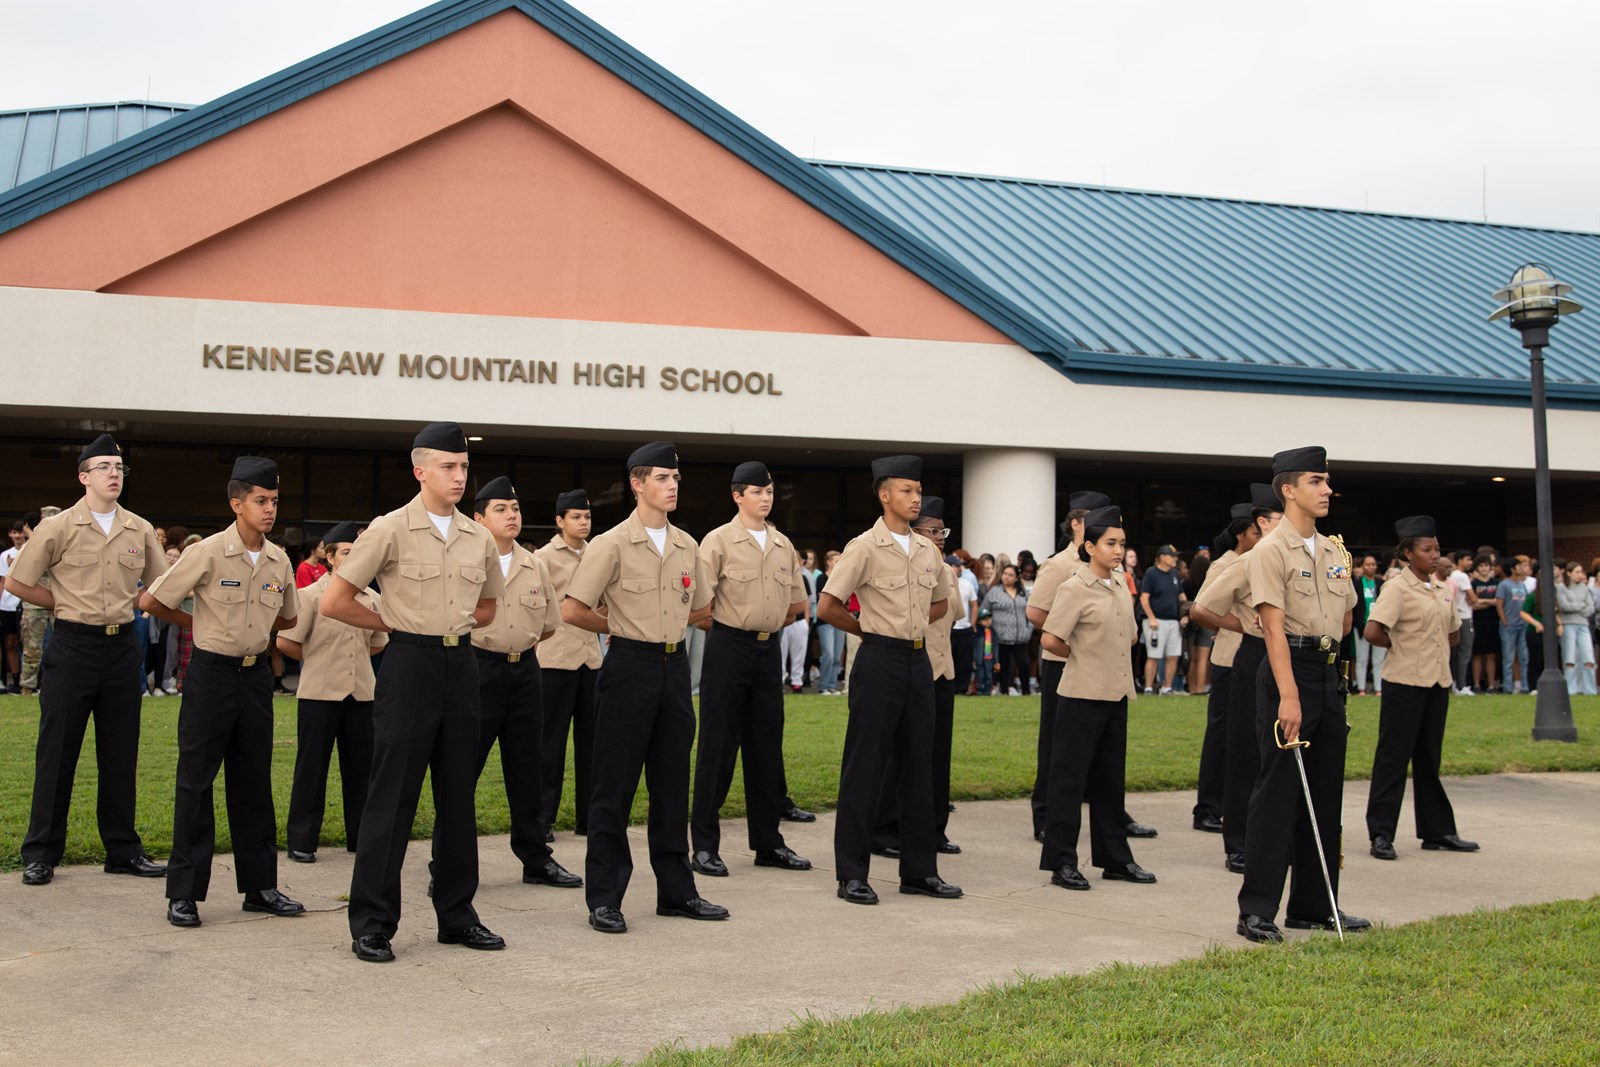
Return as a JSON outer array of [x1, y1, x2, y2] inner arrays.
[[1488, 262, 1581, 742]]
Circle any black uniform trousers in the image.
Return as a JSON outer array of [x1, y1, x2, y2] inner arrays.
[[1039, 697, 1135, 872], [1223, 636, 1267, 856], [871, 675, 956, 850], [1365, 682, 1457, 842], [22, 625, 146, 866], [1193, 664, 1231, 821], [584, 640, 698, 911], [539, 664, 597, 833], [834, 637, 937, 882], [470, 647, 551, 871], [1030, 658, 1064, 836], [690, 626, 786, 854], [286, 696, 373, 854], [1238, 650, 1347, 921], [166, 651, 278, 901], [347, 640, 481, 939], [951, 628, 975, 692]]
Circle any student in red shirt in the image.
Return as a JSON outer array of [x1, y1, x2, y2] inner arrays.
[[295, 536, 328, 589]]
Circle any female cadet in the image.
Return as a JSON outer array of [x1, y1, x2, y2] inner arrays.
[[1363, 515, 1479, 861], [1038, 504, 1155, 890]]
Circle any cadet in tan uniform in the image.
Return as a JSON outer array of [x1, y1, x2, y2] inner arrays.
[[1364, 515, 1478, 861], [689, 461, 811, 877], [1038, 505, 1154, 889], [7, 435, 167, 886], [276, 521, 385, 863], [563, 441, 726, 934], [816, 455, 960, 906], [17, 506, 60, 695], [1237, 446, 1368, 943], [141, 457, 304, 928], [322, 422, 506, 962], [1188, 501, 1252, 838], [467, 476, 581, 889], [536, 489, 603, 840]]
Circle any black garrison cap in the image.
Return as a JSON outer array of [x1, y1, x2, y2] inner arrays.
[[732, 461, 772, 486], [1084, 504, 1122, 530], [919, 496, 946, 521], [1270, 445, 1328, 475], [1230, 502, 1254, 521], [1250, 482, 1280, 511], [555, 489, 590, 513], [870, 455, 922, 482], [321, 521, 362, 548], [1394, 515, 1437, 541], [78, 434, 121, 466], [474, 476, 516, 509], [1069, 490, 1112, 511], [413, 421, 469, 452], [627, 441, 678, 472], [229, 456, 278, 489]]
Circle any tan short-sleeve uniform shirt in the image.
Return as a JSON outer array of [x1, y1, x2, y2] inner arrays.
[[700, 519, 806, 634], [820, 518, 951, 641], [925, 562, 959, 680], [9, 499, 166, 626], [147, 527, 297, 656], [1194, 549, 1256, 669], [473, 545, 560, 655], [534, 536, 603, 670], [279, 572, 386, 700], [565, 510, 710, 644], [1245, 523, 1356, 638], [1044, 568, 1136, 702], [335, 494, 503, 637], [1031, 546, 1084, 664], [1368, 568, 1459, 688]]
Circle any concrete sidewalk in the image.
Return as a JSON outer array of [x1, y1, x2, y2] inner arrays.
[[3, 772, 1596, 1066]]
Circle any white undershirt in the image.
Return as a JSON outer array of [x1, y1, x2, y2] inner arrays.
[[751, 527, 768, 550], [429, 513, 453, 540], [890, 531, 911, 555], [90, 509, 116, 535], [645, 525, 667, 555], [246, 549, 261, 566], [1303, 535, 1316, 555], [499, 551, 514, 578]]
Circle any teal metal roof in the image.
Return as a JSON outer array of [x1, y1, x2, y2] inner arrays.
[[816, 163, 1600, 401], [0, 102, 190, 193]]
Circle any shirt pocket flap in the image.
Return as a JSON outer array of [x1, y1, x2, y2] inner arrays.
[[213, 585, 246, 606], [260, 589, 284, 609], [621, 576, 656, 594], [398, 562, 442, 583], [916, 573, 937, 588], [460, 565, 487, 585], [870, 574, 908, 591], [117, 553, 144, 570], [520, 593, 547, 612], [61, 551, 98, 568], [1291, 578, 1314, 596], [726, 568, 760, 583]]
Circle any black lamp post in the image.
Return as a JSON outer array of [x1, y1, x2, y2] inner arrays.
[[1488, 263, 1580, 742]]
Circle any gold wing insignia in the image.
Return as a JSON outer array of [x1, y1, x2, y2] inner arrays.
[[1328, 534, 1353, 572]]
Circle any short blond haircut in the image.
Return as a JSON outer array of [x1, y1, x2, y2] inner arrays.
[[411, 447, 435, 469]]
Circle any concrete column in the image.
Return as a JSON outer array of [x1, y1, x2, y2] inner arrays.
[[959, 448, 1057, 560]]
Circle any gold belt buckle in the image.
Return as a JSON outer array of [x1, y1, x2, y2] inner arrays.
[[241, 654, 257, 668], [664, 641, 678, 653], [507, 651, 521, 663], [105, 624, 121, 635], [1317, 635, 1332, 652], [443, 634, 460, 647], [756, 631, 771, 641], [913, 637, 924, 650]]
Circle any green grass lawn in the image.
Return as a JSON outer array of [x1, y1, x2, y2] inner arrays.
[[2, 691, 1597, 871], [625, 896, 1600, 1066]]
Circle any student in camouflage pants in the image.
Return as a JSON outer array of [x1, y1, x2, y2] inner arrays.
[[18, 507, 60, 695]]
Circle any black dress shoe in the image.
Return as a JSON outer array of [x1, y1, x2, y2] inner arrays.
[[936, 840, 962, 854], [1285, 910, 1372, 932], [1033, 830, 1045, 843], [243, 888, 306, 916], [439, 923, 506, 950], [1125, 821, 1158, 838], [947, 802, 956, 812], [1225, 852, 1246, 874], [105, 853, 167, 877], [1193, 813, 1224, 834], [523, 860, 583, 888], [754, 847, 812, 871], [1102, 862, 1157, 884], [656, 896, 730, 920], [544, 828, 555, 843], [1422, 834, 1480, 852], [167, 899, 201, 927], [1370, 835, 1398, 861], [286, 849, 316, 864], [898, 875, 962, 899], [426, 877, 434, 898], [691, 850, 729, 877], [871, 845, 901, 859], [589, 906, 627, 933], [1051, 866, 1090, 891], [780, 803, 816, 823], [21, 861, 53, 886], [1237, 914, 1283, 943], [837, 878, 878, 905], [574, 825, 588, 836], [352, 933, 394, 962]]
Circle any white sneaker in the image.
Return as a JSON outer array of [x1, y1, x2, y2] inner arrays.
[[1159, 687, 1174, 696], [163, 683, 179, 695], [142, 689, 155, 699], [1454, 686, 1474, 696]]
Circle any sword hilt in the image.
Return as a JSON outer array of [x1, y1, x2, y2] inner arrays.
[[1274, 721, 1309, 750]]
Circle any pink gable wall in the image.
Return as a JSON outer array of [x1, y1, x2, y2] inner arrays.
[[0, 11, 1011, 345]]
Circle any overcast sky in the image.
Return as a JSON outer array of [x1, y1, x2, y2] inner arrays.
[[4, 0, 1597, 232]]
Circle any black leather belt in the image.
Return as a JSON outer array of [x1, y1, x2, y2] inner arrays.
[[473, 644, 535, 663], [861, 633, 925, 651], [1239, 634, 1266, 650], [608, 635, 683, 654], [55, 618, 135, 637], [191, 647, 270, 670], [1285, 633, 1340, 665], [389, 630, 470, 649], [712, 620, 777, 643]]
